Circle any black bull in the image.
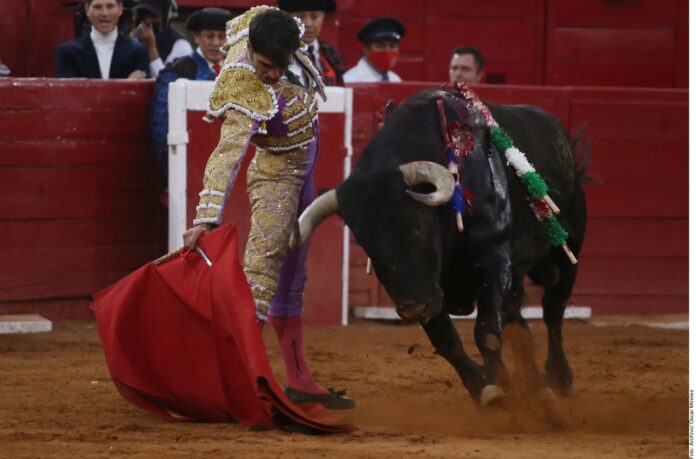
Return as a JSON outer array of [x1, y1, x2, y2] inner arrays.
[[292, 88, 587, 404]]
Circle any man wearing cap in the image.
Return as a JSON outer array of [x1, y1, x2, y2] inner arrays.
[[343, 17, 404, 83], [277, 0, 345, 86], [181, 6, 355, 409], [150, 7, 232, 184], [131, 0, 193, 78], [56, 0, 149, 79]]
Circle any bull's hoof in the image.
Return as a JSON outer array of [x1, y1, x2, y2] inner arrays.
[[545, 358, 573, 396], [537, 387, 558, 405], [536, 387, 565, 430], [480, 384, 507, 407]]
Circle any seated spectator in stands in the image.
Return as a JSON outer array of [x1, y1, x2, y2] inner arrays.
[[131, 0, 193, 78], [149, 7, 232, 184], [56, 0, 149, 79], [278, 0, 345, 86], [343, 17, 404, 83], [449, 45, 484, 85]]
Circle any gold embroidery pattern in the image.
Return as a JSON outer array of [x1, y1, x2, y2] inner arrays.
[[223, 39, 247, 67], [253, 126, 314, 151], [208, 67, 275, 120], [194, 111, 254, 225], [244, 146, 309, 318], [286, 104, 317, 133], [223, 6, 269, 52], [281, 96, 305, 120], [250, 82, 317, 151]]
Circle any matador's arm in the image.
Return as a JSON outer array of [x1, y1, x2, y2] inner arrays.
[[193, 110, 257, 226]]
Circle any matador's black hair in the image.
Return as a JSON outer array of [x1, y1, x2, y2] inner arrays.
[[249, 9, 301, 69]]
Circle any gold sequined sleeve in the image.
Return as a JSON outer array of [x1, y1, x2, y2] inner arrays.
[[193, 110, 256, 226]]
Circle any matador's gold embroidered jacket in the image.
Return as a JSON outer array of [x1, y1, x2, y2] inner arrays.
[[193, 6, 325, 227]]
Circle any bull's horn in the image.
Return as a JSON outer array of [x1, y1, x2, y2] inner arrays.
[[399, 161, 455, 206], [289, 189, 339, 249]]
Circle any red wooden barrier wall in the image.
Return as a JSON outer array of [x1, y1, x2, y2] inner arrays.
[[545, 0, 689, 88], [346, 82, 688, 315], [0, 79, 167, 320]]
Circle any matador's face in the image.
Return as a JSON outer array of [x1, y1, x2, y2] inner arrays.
[[248, 49, 290, 85]]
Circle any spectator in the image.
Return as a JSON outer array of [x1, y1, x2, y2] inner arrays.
[[131, 0, 193, 78], [56, 0, 149, 79], [343, 17, 404, 83], [449, 45, 485, 85], [150, 7, 232, 184], [278, 0, 345, 86], [71, 0, 136, 40]]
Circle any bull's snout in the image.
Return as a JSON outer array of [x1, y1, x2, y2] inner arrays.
[[395, 301, 441, 323]]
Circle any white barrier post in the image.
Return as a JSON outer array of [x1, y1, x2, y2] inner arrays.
[[167, 79, 189, 251]]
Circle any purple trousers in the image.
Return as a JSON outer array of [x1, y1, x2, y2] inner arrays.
[[268, 133, 319, 318]]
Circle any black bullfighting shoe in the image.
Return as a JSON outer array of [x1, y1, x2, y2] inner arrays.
[[284, 387, 356, 410]]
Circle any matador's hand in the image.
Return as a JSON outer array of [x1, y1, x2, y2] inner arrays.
[[182, 223, 212, 249]]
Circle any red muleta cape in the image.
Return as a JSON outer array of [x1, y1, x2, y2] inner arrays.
[[91, 224, 351, 433]]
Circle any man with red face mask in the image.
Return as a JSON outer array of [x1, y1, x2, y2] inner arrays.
[[343, 17, 404, 83]]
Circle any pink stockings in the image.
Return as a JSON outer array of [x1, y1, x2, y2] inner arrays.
[[268, 315, 328, 394]]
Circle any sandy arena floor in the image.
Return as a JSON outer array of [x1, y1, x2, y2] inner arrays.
[[0, 314, 688, 458]]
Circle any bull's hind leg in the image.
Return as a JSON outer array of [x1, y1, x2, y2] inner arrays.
[[542, 250, 578, 395], [421, 311, 488, 402], [543, 184, 586, 395]]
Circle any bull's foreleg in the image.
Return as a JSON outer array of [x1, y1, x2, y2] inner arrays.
[[474, 245, 511, 390], [421, 311, 487, 401], [500, 274, 546, 393]]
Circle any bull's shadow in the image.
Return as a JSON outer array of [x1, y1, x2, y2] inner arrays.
[[292, 87, 588, 406]]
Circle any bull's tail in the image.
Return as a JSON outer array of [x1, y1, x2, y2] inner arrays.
[[570, 125, 599, 185]]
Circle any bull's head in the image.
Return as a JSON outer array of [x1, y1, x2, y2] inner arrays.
[[290, 161, 455, 323]]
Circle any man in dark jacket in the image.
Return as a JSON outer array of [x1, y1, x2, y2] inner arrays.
[[278, 0, 345, 86], [56, 0, 149, 79]]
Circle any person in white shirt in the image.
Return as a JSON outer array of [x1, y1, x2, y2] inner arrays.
[[343, 17, 404, 83], [131, 0, 193, 78], [55, 0, 149, 79]]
